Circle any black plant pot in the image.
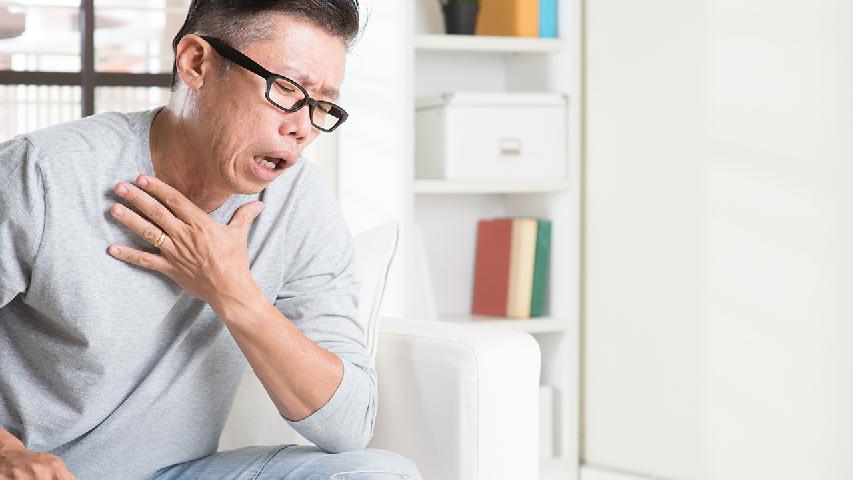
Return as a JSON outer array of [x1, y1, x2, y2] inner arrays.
[[442, 4, 479, 35]]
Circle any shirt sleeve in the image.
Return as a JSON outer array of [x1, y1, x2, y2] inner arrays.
[[0, 137, 46, 310], [272, 163, 375, 453]]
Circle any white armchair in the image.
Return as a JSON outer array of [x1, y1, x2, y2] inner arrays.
[[218, 222, 541, 480]]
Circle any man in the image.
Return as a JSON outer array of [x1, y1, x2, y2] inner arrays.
[[0, 1, 421, 479]]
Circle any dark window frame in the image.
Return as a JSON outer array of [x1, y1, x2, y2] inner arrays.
[[0, 0, 173, 117]]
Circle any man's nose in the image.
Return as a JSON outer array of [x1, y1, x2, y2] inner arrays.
[[279, 104, 313, 140]]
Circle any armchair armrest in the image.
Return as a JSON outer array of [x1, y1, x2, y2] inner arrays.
[[368, 319, 541, 480]]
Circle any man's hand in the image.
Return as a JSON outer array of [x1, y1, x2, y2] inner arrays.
[[0, 444, 76, 480], [107, 174, 265, 312]]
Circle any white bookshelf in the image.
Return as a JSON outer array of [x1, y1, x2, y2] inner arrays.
[[413, 179, 572, 194], [403, 1, 582, 479], [415, 33, 569, 53]]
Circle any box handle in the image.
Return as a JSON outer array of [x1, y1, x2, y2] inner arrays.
[[499, 138, 522, 156]]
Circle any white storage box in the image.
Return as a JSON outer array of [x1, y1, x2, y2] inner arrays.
[[415, 92, 567, 180]]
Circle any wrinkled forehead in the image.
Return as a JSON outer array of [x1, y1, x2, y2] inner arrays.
[[248, 15, 347, 100]]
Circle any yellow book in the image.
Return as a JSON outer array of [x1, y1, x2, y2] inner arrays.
[[475, 0, 540, 37], [506, 217, 539, 318]]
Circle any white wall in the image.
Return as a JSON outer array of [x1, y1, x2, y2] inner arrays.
[[335, 0, 409, 318], [301, 126, 338, 187], [585, 1, 853, 479]]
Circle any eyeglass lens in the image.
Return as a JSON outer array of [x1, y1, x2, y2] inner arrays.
[[269, 77, 343, 131]]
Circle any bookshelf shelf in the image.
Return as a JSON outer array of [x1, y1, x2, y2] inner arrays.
[[405, 1, 582, 478], [441, 314, 570, 333], [413, 178, 572, 195], [414, 34, 569, 54]]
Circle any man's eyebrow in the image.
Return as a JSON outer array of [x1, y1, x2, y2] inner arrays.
[[284, 67, 340, 101], [316, 84, 340, 102]]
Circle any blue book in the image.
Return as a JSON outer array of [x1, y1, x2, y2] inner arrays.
[[540, 0, 558, 38]]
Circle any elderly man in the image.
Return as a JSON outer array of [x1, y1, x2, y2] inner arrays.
[[0, 1, 421, 479]]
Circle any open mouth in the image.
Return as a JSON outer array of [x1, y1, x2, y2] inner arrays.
[[253, 155, 287, 170]]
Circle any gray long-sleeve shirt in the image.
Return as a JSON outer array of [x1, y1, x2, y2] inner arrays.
[[0, 108, 375, 480]]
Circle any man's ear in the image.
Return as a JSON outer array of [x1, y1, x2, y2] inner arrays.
[[174, 34, 211, 91]]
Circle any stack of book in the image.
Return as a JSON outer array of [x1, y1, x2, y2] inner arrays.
[[472, 217, 552, 318], [475, 0, 559, 38]]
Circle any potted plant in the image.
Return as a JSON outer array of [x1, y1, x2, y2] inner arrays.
[[440, 0, 479, 35]]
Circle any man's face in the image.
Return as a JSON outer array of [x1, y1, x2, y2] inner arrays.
[[194, 14, 346, 195]]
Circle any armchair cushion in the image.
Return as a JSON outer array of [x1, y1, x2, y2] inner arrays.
[[352, 222, 399, 359]]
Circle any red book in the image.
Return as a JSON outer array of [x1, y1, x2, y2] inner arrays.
[[472, 219, 514, 316]]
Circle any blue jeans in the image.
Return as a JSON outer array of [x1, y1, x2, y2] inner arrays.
[[147, 445, 423, 480]]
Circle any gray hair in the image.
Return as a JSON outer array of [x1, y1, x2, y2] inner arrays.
[[170, 0, 361, 89]]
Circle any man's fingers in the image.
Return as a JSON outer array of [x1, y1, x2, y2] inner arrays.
[[42, 453, 75, 480], [114, 181, 183, 236], [133, 174, 206, 226], [107, 244, 172, 275], [110, 203, 172, 250], [0, 445, 76, 480], [228, 201, 264, 231]]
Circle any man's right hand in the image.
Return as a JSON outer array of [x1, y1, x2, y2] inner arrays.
[[0, 444, 76, 480]]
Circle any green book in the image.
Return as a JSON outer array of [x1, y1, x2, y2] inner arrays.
[[530, 218, 552, 317]]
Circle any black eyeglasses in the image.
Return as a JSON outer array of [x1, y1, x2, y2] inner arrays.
[[200, 35, 348, 133]]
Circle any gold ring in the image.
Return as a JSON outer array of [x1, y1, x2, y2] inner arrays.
[[153, 231, 167, 248]]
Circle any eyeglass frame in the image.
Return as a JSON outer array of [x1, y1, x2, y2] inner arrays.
[[199, 35, 349, 133]]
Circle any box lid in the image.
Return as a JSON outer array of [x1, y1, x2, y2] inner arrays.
[[415, 92, 568, 111]]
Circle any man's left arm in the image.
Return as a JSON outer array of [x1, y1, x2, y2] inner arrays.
[[213, 209, 374, 454]]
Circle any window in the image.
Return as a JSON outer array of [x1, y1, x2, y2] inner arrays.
[[0, 0, 189, 140]]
